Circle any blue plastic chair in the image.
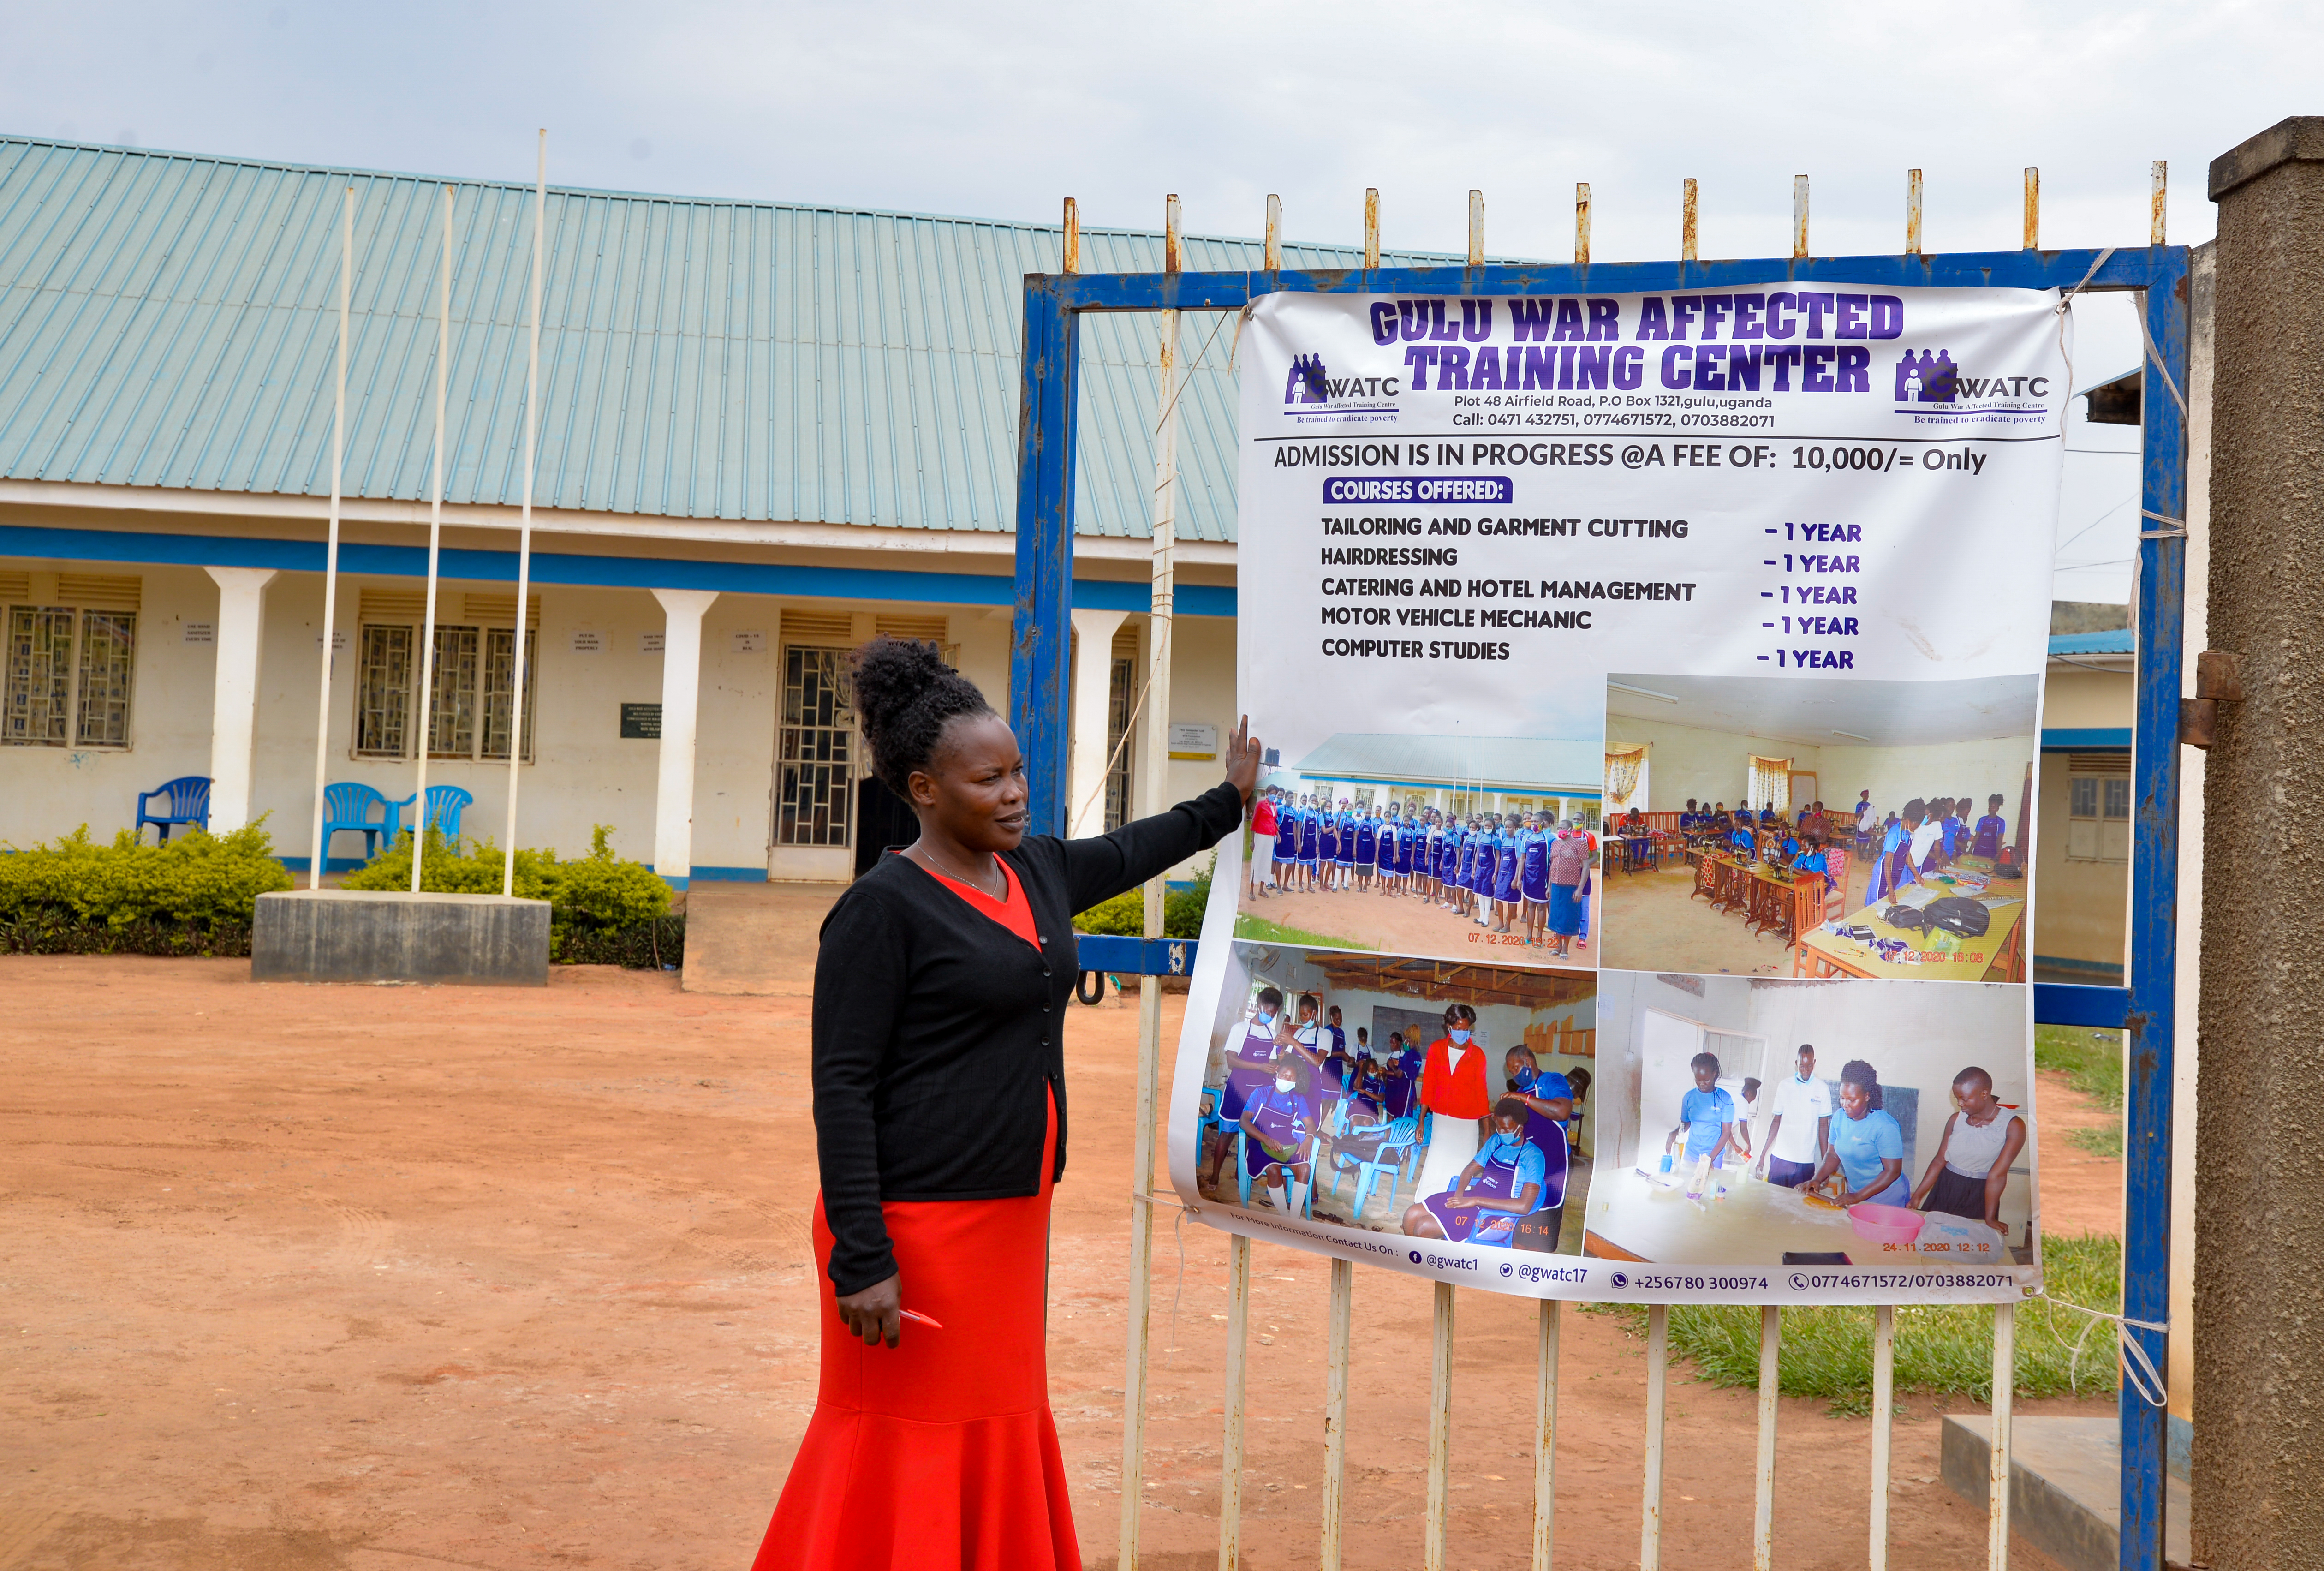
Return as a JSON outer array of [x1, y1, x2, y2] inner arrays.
[[320, 782, 397, 862], [135, 776, 211, 843], [387, 784, 472, 845], [1333, 1113, 1425, 1221]]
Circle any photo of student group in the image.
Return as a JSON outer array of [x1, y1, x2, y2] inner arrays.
[[1236, 732, 1603, 968], [1190, 942, 1597, 1254], [1583, 972, 2035, 1272], [1596, 672, 2037, 983]]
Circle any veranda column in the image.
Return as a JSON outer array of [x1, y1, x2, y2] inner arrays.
[[204, 567, 276, 833], [1067, 607, 1130, 837], [650, 589, 718, 886], [2197, 115, 2324, 1571]]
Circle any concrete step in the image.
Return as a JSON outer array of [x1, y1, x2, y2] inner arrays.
[[1942, 1415, 2190, 1571], [679, 880, 839, 996]]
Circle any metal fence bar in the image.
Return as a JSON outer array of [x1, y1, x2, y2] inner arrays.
[[2121, 241, 2191, 1571], [1007, 276, 1077, 835], [1117, 1008, 1161, 1570], [1320, 1258, 1353, 1571], [1870, 1305, 1896, 1571], [1641, 1302, 1669, 1570], [1531, 1300, 1560, 1571], [1753, 1306, 1779, 1571], [1218, 1233, 1251, 1570], [1989, 1302, 2015, 1569], [1905, 168, 1923, 255], [1425, 1281, 1455, 1571]]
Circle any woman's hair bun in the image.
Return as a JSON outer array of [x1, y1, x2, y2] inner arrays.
[[850, 634, 996, 796]]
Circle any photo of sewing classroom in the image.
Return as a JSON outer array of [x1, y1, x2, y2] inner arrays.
[[1188, 944, 1596, 1253], [1236, 733, 1603, 967], [1582, 971, 2036, 1273], [1594, 673, 2037, 982]]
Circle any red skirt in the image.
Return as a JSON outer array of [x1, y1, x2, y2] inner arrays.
[[751, 1092, 1079, 1571]]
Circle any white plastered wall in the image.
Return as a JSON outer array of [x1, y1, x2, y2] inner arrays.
[[0, 560, 220, 848]]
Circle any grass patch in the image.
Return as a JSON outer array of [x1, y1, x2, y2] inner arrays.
[[1231, 913, 1377, 951], [1585, 1232, 2121, 1415], [2035, 1024, 2125, 1156]]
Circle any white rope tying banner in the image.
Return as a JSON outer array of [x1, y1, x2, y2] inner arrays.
[[2034, 1290, 2169, 1407]]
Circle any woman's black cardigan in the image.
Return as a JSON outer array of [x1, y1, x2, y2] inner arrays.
[[812, 780, 1245, 1296]]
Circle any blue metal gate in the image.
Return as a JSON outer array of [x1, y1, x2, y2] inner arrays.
[[1042, 223, 2187, 1571]]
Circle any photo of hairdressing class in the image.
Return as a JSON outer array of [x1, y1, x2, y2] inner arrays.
[[1189, 943, 1596, 1253], [1596, 673, 2036, 983], [1584, 972, 2035, 1274]]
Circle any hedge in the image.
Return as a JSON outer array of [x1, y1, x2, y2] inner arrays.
[[0, 820, 680, 968], [0, 821, 292, 948], [1073, 854, 1211, 940]]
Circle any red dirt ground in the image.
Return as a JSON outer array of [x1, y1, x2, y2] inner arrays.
[[0, 954, 2113, 1571]]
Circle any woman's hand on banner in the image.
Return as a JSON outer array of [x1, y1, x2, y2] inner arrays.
[[1225, 714, 1263, 804]]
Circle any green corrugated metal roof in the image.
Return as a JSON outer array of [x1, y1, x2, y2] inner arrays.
[[0, 137, 1477, 540]]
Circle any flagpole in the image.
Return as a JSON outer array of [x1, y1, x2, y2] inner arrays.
[[306, 185, 353, 889], [503, 132, 545, 896], [411, 182, 452, 893]]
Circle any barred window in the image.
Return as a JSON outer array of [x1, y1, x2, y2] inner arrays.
[[482, 628, 537, 761], [3, 605, 73, 745], [428, 627, 481, 759], [4, 603, 137, 749], [355, 624, 414, 758], [74, 610, 137, 747], [355, 616, 534, 763], [775, 645, 854, 847]]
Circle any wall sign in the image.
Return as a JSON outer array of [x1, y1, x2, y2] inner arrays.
[[619, 702, 662, 740], [1168, 722, 1219, 759]]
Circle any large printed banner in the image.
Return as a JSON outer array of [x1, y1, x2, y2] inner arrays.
[[1169, 286, 2068, 1304]]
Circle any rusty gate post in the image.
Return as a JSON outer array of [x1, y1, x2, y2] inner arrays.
[[2197, 115, 2324, 1571]]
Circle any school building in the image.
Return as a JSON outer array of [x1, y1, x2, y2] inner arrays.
[[0, 137, 1439, 884]]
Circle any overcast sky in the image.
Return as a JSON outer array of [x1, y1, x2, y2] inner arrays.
[[11, 0, 2292, 602]]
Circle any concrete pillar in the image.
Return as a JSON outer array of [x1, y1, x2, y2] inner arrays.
[[204, 567, 275, 832], [1067, 607, 1129, 837], [2196, 117, 2324, 1571], [650, 589, 717, 886]]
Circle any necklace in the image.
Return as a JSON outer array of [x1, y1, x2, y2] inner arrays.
[[911, 841, 1005, 899]]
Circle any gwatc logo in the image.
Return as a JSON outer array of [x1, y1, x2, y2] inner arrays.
[[1281, 352, 1403, 407], [1895, 348, 1959, 404], [1285, 352, 1330, 405]]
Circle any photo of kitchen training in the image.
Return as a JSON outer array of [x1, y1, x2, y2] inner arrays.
[[1583, 972, 2035, 1275], [1236, 734, 1603, 967], [1595, 673, 2037, 982], [1189, 942, 1596, 1254]]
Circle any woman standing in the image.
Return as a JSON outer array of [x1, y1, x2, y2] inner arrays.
[[752, 636, 1257, 1571], [1410, 1004, 1495, 1200], [1910, 1065, 2029, 1233], [1807, 1059, 1910, 1209], [1544, 824, 1590, 959]]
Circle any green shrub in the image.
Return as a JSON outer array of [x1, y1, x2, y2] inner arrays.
[[344, 824, 671, 930], [0, 820, 292, 928], [1074, 854, 1211, 940]]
